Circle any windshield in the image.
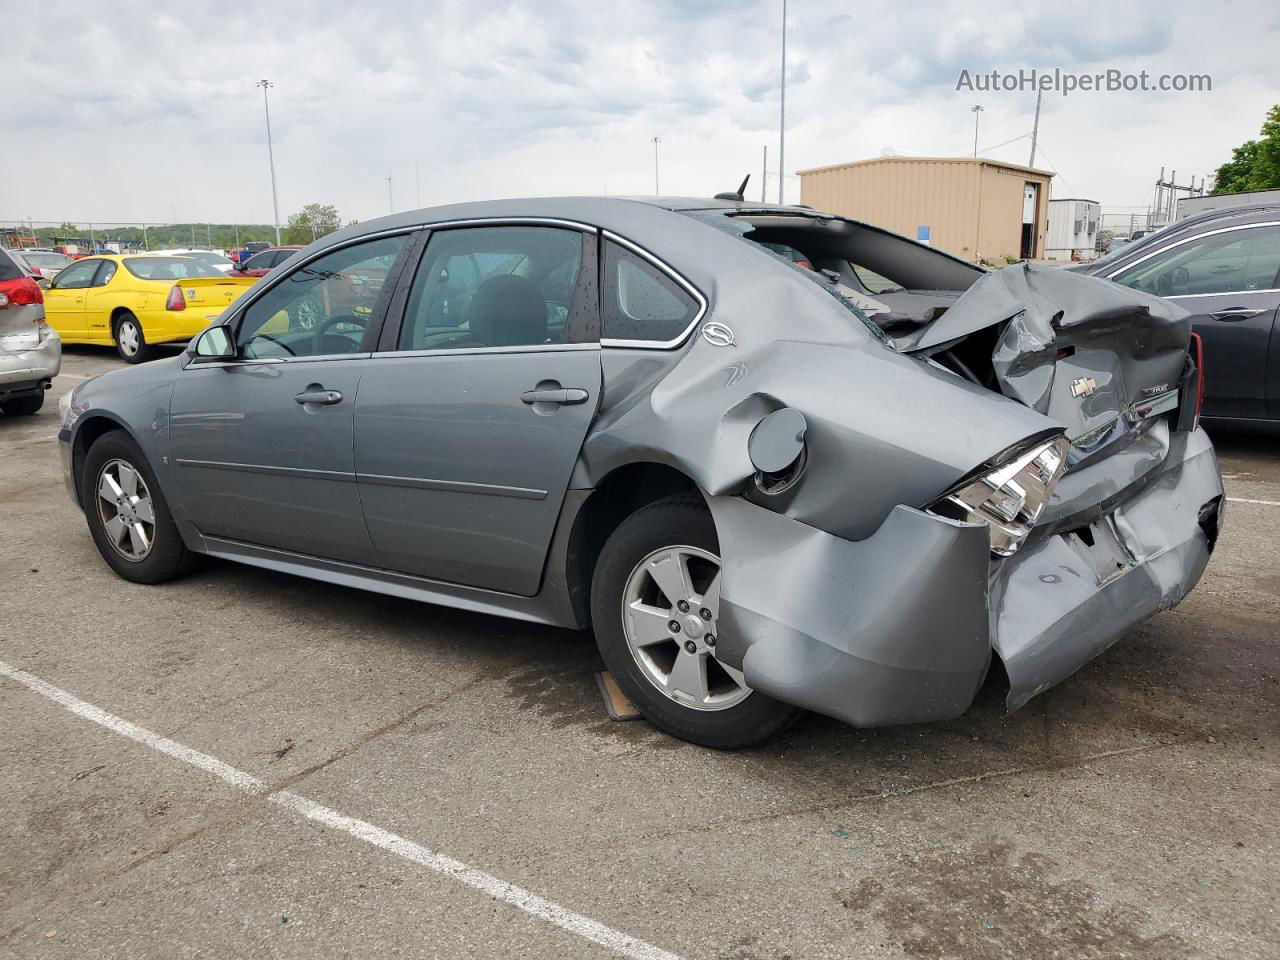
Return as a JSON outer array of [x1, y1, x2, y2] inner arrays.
[[23, 252, 73, 268], [123, 257, 224, 280]]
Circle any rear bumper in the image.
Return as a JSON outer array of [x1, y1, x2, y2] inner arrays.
[[0, 328, 61, 393], [993, 425, 1221, 709], [138, 309, 222, 345], [708, 426, 1222, 728]]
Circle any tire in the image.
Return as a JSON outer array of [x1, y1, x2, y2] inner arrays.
[[82, 430, 196, 584], [590, 494, 800, 748], [1, 393, 44, 416], [114, 311, 153, 364]]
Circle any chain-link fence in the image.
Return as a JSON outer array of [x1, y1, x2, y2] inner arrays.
[[0, 220, 282, 256]]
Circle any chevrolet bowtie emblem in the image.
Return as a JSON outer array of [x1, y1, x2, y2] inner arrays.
[[1070, 376, 1097, 399]]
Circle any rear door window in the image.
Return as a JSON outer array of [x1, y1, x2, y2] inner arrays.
[[601, 240, 699, 345], [396, 226, 590, 351], [0, 250, 23, 282]]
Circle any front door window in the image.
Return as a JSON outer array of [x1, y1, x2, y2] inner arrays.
[[237, 236, 407, 358]]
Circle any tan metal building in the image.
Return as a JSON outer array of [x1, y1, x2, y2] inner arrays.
[[797, 156, 1054, 263]]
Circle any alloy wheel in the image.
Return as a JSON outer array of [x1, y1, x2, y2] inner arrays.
[[96, 459, 156, 561], [621, 545, 751, 711]]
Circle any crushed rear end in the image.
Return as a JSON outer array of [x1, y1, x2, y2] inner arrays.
[[695, 259, 1222, 724]]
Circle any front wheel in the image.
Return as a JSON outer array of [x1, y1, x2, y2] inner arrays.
[[82, 431, 196, 584], [590, 494, 800, 748], [114, 312, 153, 364]]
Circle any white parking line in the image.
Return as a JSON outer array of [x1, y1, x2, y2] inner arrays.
[[0, 659, 683, 960], [1226, 497, 1280, 507]]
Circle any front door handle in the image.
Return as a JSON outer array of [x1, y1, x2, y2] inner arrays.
[[1210, 307, 1267, 322], [295, 388, 343, 405], [521, 387, 589, 405]]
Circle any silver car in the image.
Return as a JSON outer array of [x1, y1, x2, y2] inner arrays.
[[57, 197, 1223, 747], [0, 247, 60, 416]]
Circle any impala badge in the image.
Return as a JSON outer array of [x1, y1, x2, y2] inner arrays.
[[701, 322, 735, 347], [1070, 376, 1097, 399]]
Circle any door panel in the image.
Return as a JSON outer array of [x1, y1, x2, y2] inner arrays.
[[355, 348, 600, 595], [1178, 295, 1279, 420], [82, 260, 120, 341], [170, 359, 376, 562], [43, 259, 101, 339]]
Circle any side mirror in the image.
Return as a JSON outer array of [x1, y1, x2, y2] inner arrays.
[[192, 323, 236, 362]]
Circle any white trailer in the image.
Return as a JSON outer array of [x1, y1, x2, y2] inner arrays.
[[1045, 198, 1101, 261]]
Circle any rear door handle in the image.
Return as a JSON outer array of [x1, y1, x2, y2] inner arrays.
[[521, 387, 589, 405], [294, 389, 343, 405], [1210, 307, 1267, 322]]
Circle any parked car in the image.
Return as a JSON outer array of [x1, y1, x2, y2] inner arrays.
[[43, 255, 257, 363], [17, 250, 74, 282], [1071, 204, 1280, 430], [230, 241, 271, 264], [0, 247, 60, 416], [149, 249, 235, 273], [57, 196, 1222, 747], [231, 245, 303, 277]]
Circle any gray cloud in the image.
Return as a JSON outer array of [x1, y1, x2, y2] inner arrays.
[[2, 0, 1277, 224]]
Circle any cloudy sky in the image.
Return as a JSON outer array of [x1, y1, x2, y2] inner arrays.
[[4, 0, 1278, 228]]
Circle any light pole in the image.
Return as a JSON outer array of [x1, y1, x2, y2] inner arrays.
[[971, 104, 984, 157], [778, 0, 787, 203], [256, 80, 282, 246], [651, 137, 661, 195], [387, 173, 394, 214]]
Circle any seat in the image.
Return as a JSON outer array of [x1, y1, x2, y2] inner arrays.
[[466, 274, 547, 347]]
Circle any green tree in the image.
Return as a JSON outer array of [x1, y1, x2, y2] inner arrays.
[[1212, 105, 1280, 194], [283, 203, 341, 244]]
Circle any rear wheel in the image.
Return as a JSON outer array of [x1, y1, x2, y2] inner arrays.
[[114, 312, 153, 364], [82, 431, 196, 584], [1, 393, 44, 416], [590, 495, 800, 748]]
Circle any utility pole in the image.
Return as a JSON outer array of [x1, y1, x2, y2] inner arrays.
[[1028, 89, 1042, 168], [206, 223, 212, 248], [778, 0, 787, 203], [971, 104, 984, 157], [190, 224, 196, 247], [651, 137, 661, 195], [256, 80, 282, 246], [761, 145, 768, 202], [387, 173, 394, 214], [143, 224, 149, 250]]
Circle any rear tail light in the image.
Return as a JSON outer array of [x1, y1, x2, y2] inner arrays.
[[927, 436, 1071, 557], [1190, 332, 1205, 429], [0, 276, 44, 308], [165, 284, 186, 311]]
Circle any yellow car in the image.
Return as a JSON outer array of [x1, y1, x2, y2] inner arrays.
[[43, 255, 258, 363]]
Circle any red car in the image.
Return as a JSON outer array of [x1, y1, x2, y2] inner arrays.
[[232, 245, 303, 277]]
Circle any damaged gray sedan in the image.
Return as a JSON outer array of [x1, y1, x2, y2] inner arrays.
[[58, 197, 1224, 747]]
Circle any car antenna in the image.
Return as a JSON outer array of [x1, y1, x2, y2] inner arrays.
[[714, 175, 751, 202]]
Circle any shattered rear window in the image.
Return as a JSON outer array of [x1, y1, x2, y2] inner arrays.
[[684, 209, 894, 346]]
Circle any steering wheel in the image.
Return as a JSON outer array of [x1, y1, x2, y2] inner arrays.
[[313, 312, 368, 354], [248, 332, 296, 357]]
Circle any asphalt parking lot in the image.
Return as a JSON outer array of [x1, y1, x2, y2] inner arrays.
[[2, 347, 1278, 960]]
